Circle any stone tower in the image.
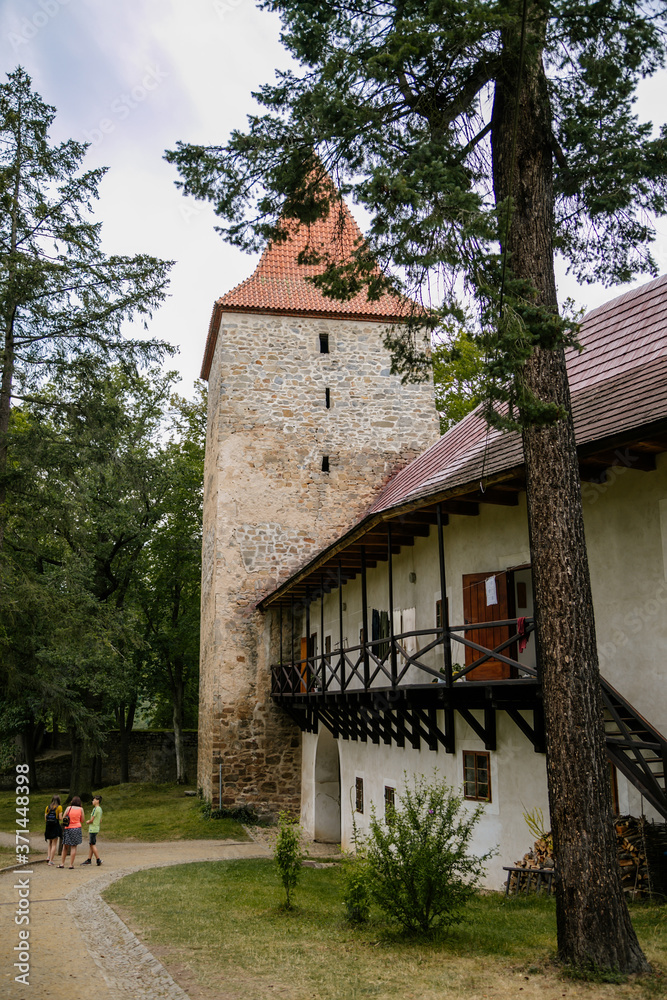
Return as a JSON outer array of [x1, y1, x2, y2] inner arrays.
[[199, 196, 439, 813]]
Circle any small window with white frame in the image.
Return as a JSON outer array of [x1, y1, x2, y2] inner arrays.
[[463, 751, 491, 802]]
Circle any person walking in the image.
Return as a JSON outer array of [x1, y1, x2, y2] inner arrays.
[[58, 796, 84, 868], [81, 795, 103, 866], [44, 795, 63, 865]]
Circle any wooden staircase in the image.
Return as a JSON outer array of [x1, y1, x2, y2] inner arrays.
[[602, 678, 667, 819]]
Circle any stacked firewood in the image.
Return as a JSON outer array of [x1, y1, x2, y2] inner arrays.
[[615, 815, 667, 898], [508, 816, 667, 899], [507, 836, 555, 894]]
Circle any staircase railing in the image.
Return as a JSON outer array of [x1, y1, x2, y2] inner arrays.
[[601, 678, 667, 820]]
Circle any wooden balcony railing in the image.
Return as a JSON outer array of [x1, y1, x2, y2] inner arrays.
[[271, 618, 536, 697]]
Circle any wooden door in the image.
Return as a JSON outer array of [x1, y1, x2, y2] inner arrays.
[[462, 572, 513, 681], [299, 634, 316, 692]]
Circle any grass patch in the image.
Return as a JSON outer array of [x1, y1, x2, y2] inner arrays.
[[0, 784, 249, 842], [103, 860, 667, 1000]]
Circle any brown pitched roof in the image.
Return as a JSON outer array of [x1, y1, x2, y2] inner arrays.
[[201, 199, 410, 379], [367, 273, 667, 514]]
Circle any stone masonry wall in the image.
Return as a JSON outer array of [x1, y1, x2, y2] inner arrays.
[[0, 730, 198, 791], [199, 310, 440, 815]]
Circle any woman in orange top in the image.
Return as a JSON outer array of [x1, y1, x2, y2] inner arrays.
[[58, 796, 84, 869]]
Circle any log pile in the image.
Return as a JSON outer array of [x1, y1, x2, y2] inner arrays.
[[507, 817, 667, 899]]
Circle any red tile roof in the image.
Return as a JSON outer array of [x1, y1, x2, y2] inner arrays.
[[367, 274, 667, 514], [201, 198, 410, 379]]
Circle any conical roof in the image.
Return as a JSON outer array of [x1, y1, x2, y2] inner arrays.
[[201, 197, 410, 379]]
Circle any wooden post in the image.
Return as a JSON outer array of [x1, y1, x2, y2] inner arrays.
[[290, 594, 295, 693], [437, 504, 453, 687], [388, 521, 397, 687], [320, 574, 325, 691], [305, 584, 310, 685], [361, 545, 369, 690], [338, 559, 345, 692]]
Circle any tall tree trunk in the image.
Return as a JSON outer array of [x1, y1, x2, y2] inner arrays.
[[172, 660, 188, 784], [116, 698, 136, 784], [0, 91, 22, 558], [491, 4, 648, 973], [21, 717, 38, 790], [69, 731, 84, 798]]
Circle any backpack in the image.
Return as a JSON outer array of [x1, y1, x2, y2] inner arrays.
[[46, 808, 57, 823]]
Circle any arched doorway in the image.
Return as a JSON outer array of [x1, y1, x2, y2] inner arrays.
[[314, 728, 341, 842]]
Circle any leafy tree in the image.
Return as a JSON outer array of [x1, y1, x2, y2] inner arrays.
[[0, 66, 173, 554], [166, 0, 667, 972], [137, 388, 205, 783], [432, 328, 485, 431], [0, 366, 198, 789]]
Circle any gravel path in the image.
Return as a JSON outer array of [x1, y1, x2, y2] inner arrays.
[[0, 838, 272, 1000]]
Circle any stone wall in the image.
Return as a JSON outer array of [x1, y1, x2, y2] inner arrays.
[[0, 730, 198, 791], [200, 310, 440, 813]]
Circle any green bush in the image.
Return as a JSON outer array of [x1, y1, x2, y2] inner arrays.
[[200, 800, 261, 824], [342, 852, 371, 924], [274, 811, 304, 909], [362, 773, 493, 935]]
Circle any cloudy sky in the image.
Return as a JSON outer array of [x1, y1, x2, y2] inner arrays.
[[1, 0, 666, 397]]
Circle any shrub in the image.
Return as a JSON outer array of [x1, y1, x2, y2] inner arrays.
[[363, 773, 493, 935], [274, 810, 304, 909], [342, 852, 371, 924], [200, 800, 261, 824]]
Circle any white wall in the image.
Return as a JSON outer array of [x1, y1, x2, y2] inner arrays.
[[301, 713, 549, 889], [297, 453, 667, 869]]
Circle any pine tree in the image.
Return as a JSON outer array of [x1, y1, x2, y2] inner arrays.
[[0, 67, 173, 552], [166, 0, 667, 972]]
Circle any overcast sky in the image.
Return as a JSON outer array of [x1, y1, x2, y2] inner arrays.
[[1, 0, 666, 398]]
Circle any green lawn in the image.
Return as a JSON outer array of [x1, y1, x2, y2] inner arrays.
[[0, 783, 249, 842], [103, 860, 667, 1000]]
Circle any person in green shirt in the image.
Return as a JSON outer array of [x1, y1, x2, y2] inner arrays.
[[80, 795, 103, 866]]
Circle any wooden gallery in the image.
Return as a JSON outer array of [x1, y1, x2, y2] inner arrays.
[[198, 196, 667, 888]]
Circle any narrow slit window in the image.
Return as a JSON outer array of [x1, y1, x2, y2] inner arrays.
[[355, 776, 364, 813], [319, 332, 329, 354], [322, 455, 330, 473], [325, 387, 331, 409]]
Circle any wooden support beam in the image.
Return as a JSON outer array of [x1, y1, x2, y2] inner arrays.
[[459, 489, 520, 507], [441, 500, 480, 517], [444, 703, 456, 753], [504, 706, 544, 751]]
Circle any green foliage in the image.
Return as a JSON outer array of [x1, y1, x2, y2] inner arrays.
[[0, 66, 172, 416], [274, 810, 304, 909], [361, 774, 493, 935], [0, 368, 204, 775], [0, 783, 249, 842], [432, 328, 485, 432], [166, 0, 667, 429], [200, 800, 262, 825], [103, 862, 667, 998], [523, 807, 550, 844], [342, 851, 371, 924]]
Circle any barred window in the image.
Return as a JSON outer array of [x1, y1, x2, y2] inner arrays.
[[355, 776, 364, 813], [384, 785, 395, 820]]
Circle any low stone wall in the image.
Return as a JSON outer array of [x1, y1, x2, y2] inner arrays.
[[0, 730, 198, 790]]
